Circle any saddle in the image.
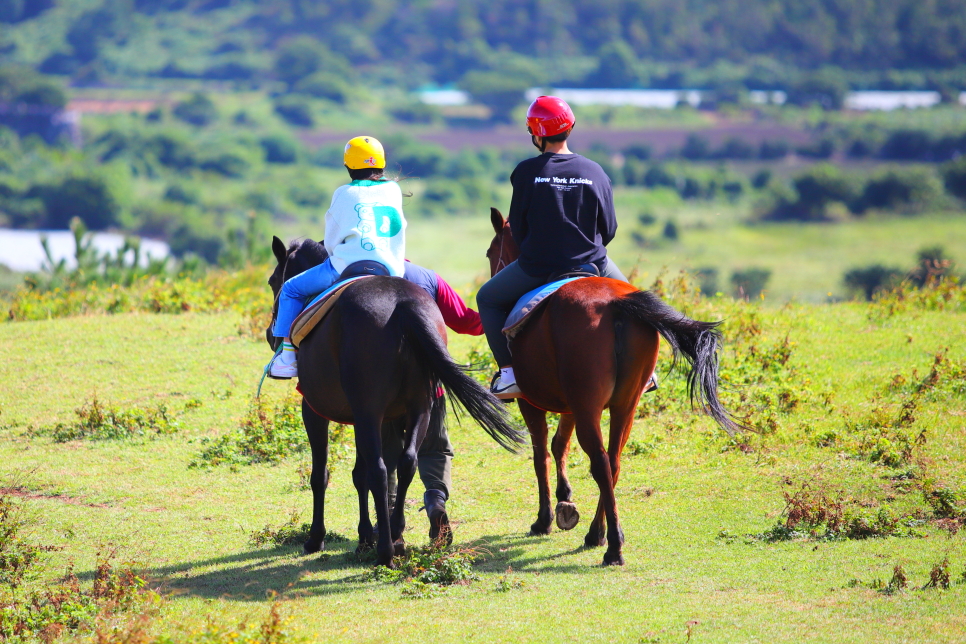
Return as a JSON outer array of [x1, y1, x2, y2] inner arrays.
[[502, 263, 602, 340], [289, 261, 391, 348]]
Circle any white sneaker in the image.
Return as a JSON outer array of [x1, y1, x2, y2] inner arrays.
[[267, 353, 298, 380], [490, 368, 522, 400]]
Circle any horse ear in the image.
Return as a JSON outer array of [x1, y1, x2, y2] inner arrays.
[[490, 208, 505, 234], [272, 236, 287, 264]]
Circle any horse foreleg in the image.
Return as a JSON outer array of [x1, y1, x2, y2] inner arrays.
[[551, 413, 579, 531], [518, 399, 553, 535], [302, 401, 330, 554]]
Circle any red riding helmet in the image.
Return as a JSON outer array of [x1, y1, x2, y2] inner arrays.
[[526, 95, 575, 137]]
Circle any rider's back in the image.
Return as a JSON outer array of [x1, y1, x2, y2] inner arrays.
[[507, 153, 617, 277]]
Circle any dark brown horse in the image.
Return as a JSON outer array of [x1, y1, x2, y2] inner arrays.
[[485, 209, 743, 565], [267, 236, 524, 567]]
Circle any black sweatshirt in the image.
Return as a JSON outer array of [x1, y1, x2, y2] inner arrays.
[[507, 153, 617, 277]]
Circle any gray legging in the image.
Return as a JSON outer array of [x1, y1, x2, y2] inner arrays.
[[477, 257, 628, 368]]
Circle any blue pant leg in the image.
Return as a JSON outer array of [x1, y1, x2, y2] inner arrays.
[[476, 260, 546, 367], [273, 259, 340, 338]]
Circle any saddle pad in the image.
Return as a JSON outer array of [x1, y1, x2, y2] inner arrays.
[[290, 275, 372, 348], [502, 276, 587, 339]]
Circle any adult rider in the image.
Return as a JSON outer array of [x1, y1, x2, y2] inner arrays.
[[476, 95, 631, 399]]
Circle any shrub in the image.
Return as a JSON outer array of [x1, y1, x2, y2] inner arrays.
[[880, 129, 933, 161], [941, 157, 966, 201], [731, 267, 771, 299], [715, 137, 755, 160], [763, 165, 858, 221], [853, 168, 943, 214], [273, 95, 314, 127], [29, 176, 119, 230], [294, 72, 352, 103], [623, 143, 651, 161], [680, 134, 710, 160], [795, 138, 835, 159], [643, 165, 675, 188], [908, 245, 955, 287], [259, 135, 298, 164], [172, 93, 218, 127], [758, 140, 789, 160], [199, 151, 250, 178], [844, 265, 905, 300], [390, 103, 441, 124], [33, 395, 179, 442], [751, 169, 772, 189]]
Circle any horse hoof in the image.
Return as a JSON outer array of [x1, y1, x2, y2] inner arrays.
[[555, 502, 580, 531], [529, 520, 552, 536], [303, 539, 323, 555], [355, 541, 374, 555], [602, 551, 625, 566], [393, 539, 406, 557], [583, 531, 605, 548]]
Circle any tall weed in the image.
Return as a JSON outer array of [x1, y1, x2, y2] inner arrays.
[[31, 395, 182, 442]]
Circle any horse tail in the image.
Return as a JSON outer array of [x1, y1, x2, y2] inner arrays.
[[396, 306, 527, 453], [611, 290, 745, 436]]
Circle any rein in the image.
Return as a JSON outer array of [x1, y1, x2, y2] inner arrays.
[[493, 227, 510, 274], [257, 254, 290, 399]]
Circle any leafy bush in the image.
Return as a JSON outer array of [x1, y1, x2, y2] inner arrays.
[[844, 265, 905, 300], [731, 267, 771, 299], [762, 164, 858, 221], [4, 264, 271, 321], [880, 129, 934, 161], [755, 482, 923, 542], [32, 395, 181, 442], [190, 394, 304, 467], [758, 140, 789, 160], [294, 72, 352, 103], [941, 157, 966, 201], [273, 95, 314, 127], [172, 93, 218, 127], [854, 168, 943, 214], [28, 176, 119, 230], [680, 134, 711, 160]]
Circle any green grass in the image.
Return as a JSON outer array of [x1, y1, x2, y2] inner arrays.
[[0, 295, 964, 642]]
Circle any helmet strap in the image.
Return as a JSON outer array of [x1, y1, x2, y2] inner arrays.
[[531, 134, 548, 153]]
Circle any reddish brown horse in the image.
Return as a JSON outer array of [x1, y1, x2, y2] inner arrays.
[[485, 208, 743, 565]]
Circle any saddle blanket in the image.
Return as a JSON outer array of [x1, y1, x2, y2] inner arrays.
[[502, 276, 588, 339], [290, 275, 372, 348]]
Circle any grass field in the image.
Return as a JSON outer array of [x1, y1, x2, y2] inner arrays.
[[1, 287, 965, 642]]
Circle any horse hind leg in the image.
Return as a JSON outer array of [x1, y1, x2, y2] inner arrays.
[[388, 406, 430, 556], [571, 408, 625, 565], [552, 413, 580, 531], [518, 400, 553, 536], [351, 453, 375, 554]]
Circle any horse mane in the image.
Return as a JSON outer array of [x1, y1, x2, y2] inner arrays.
[[289, 238, 328, 268]]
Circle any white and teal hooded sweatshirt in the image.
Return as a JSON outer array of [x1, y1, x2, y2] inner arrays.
[[324, 179, 407, 277]]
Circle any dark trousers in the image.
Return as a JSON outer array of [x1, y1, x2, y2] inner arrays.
[[477, 257, 628, 367], [383, 415, 454, 504]]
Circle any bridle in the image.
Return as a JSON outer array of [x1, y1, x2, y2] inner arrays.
[[489, 223, 513, 276], [268, 254, 290, 351]]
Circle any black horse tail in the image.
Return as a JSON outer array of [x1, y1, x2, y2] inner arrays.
[[396, 306, 527, 453], [611, 290, 745, 436]]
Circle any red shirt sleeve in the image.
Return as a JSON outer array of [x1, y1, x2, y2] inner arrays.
[[435, 274, 484, 335]]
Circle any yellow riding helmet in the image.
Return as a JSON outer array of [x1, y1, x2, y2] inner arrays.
[[343, 135, 386, 170]]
